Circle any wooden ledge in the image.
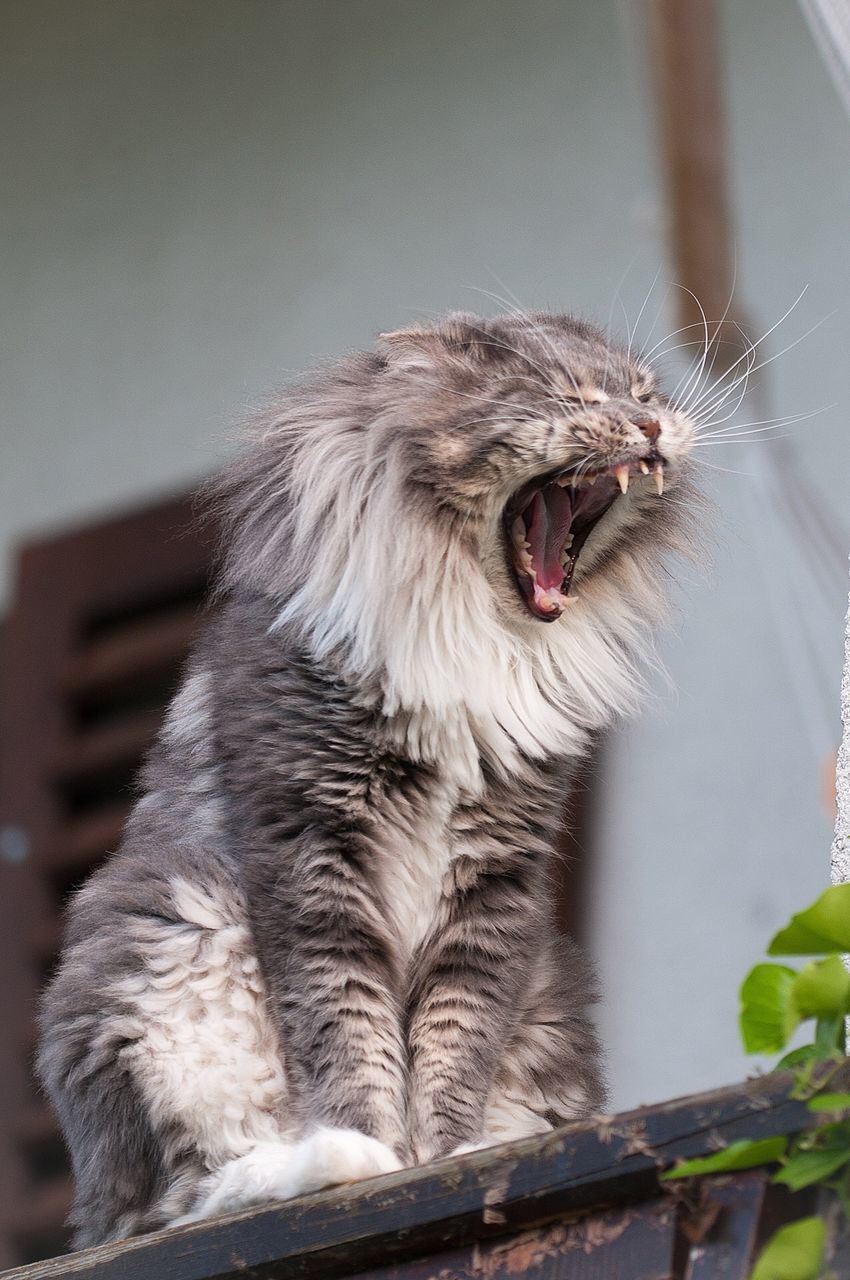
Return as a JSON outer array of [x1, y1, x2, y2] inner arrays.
[[4, 1073, 846, 1280]]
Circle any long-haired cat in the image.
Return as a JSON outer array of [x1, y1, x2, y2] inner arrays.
[[39, 311, 695, 1246]]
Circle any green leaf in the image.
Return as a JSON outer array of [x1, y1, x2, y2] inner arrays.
[[660, 1136, 787, 1181], [806, 1092, 850, 1112], [751, 1217, 826, 1280], [769, 884, 850, 955], [791, 955, 850, 1018], [773, 1144, 850, 1190], [740, 964, 801, 1053], [776, 1044, 818, 1070]]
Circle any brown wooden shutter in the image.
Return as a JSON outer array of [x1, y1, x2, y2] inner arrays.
[[0, 493, 217, 1267]]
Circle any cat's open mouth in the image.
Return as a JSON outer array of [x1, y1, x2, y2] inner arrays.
[[503, 462, 663, 621]]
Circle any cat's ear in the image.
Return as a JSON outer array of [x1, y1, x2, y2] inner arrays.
[[378, 315, 498, 372], [377, 326, 442, 373]]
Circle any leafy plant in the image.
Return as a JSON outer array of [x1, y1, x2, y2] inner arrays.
[[663, 883, 850, 1279]]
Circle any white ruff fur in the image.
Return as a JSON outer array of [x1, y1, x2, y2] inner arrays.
[[271, 415, 666, 790]]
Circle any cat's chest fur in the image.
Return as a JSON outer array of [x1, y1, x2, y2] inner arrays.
[[374, 769, 462, 955]]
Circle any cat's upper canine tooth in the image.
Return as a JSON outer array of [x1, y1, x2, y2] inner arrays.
[[654, 463, 665, 496], [614, 465, 630, 495]]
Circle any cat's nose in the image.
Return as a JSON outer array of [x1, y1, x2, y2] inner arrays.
[[633, 415, 661, 444]]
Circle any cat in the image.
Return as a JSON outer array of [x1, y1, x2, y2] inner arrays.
[[38, 311, 696, 1247]]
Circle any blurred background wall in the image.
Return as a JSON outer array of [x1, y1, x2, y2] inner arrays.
[[2, 0, 848, 1120]]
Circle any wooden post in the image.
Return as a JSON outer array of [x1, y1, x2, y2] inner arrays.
[[647, 0, 749, 371]]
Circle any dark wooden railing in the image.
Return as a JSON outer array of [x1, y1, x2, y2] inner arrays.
[[2, 1073, 847, 1280]]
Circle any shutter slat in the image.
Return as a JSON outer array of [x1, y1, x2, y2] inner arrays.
[[51, 712, 161, 785], [61, 604, 203, 699], [13, 1179, 74, 1239], [44, 803, 132, 872]]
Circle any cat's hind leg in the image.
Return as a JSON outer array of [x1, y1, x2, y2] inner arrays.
[[479, 937, 606, 1149], [100, 874, 401, 1225], [42, 868, 403, 1239]]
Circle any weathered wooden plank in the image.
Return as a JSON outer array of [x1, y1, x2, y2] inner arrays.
[[349, 1200, 680, 1280], [680, 1171, 768, 1280], [1, 1072, 839, 1280], [819, 1190, 850, 1280], [348, 1198, 681, 1280]]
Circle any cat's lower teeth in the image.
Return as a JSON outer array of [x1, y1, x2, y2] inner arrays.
[[511, 516, 528, 551]]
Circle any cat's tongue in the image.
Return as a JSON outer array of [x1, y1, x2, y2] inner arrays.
[[524, 486, 573, 590]]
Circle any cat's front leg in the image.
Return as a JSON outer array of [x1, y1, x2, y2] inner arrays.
[[405, 842, 543, 1164], [180, 825, 409, 1223], [246, 824, 410, 1162]]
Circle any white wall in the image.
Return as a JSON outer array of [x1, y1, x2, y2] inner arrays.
[[1, 0, 662, 599], [2, 0, 848, 1111], [592, 0, 850, 1108]]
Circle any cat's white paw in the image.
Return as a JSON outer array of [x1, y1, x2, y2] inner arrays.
[[295, 1126, 403, 1194], [172, 1129, 402, 1225], [445, 1119, 551, 1161], [174, 1141, 300, 1222], [446, 1137, 495, 1158]]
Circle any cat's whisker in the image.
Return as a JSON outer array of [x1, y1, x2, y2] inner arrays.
[[690, 435, 792, 447], [602, 254, 645, 391], [641, 319, 716, 363], [685, 455, 756, 475], [689, 367, 758, 429], [695, 406, 825, 440], [679, 260, 741, 407], [682, 290, 813, 419], [634, 283, 676, 367], [625, 266, 664, 368], [683, 345, 757, 421], [666, 285, 714, 410]]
